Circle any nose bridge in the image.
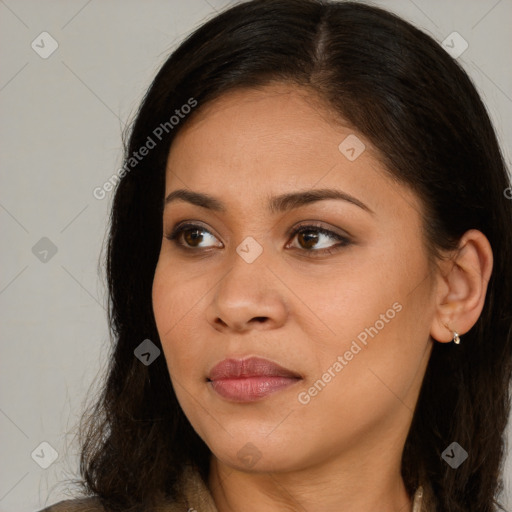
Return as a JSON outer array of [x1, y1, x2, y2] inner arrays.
[[206, 242, 288, 332]]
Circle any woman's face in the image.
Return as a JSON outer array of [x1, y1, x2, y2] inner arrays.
[[152, 83, 437, 473]]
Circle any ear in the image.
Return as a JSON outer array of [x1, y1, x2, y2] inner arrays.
[[430, 229, 493, 343]]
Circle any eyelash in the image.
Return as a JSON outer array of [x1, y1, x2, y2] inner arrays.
[[165, 222, 351, 257]]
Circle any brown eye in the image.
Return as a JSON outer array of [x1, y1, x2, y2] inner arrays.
[[288, 224, 351, 256], [165, 223, 221, 250], [296, 229, 320, 249], [165, 222, 351, 257], [183, 227, 205, 247]]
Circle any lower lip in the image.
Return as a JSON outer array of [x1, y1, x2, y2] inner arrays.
[[209, 376, 300, 402]]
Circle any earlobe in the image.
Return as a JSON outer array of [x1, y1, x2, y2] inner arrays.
[[430, 229, 493, 344]]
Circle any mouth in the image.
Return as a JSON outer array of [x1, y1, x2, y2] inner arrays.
[[207, 356, 302, 402]]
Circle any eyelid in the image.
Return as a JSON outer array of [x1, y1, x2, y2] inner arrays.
[[166, 220, 224, 246], [284, 222, 352, 256], [285, 220, 352, 243], [165, 220, 352, 255]]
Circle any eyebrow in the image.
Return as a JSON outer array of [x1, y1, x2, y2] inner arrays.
[[164, 188, 374, 215]]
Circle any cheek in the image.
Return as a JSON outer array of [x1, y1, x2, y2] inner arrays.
[[152, 260, 200, 371], [303, 239, 433, 394], [300, 247, 409, 346], [152, 257, 202, 327], [152, 261, 173, 336]]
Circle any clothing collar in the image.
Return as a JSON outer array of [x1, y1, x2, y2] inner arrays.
[[175, 466, 435, 512]]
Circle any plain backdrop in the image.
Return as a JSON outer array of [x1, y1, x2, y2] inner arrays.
[[1, 1, 511, 511]]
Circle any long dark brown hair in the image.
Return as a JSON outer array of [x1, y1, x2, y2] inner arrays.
[[73, 1, 512, 511]]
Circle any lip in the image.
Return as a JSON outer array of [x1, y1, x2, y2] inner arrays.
[[207, 357, 302, 402]]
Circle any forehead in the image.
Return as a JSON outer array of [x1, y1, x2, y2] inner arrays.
[[180, 83, 342, 131], [166, 84, 372, 182], [164, 83, 421, 225]]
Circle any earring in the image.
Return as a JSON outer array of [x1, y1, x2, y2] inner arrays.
[[453, 331, 460, 344]]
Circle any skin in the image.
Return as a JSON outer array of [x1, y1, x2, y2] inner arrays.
[[152, 83, 493, 512]]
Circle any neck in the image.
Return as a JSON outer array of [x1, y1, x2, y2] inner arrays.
[[208, 449, 413, 512]]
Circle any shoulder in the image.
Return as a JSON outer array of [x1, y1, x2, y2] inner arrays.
[[35, 494, 195, 512], [35, 496, 105, 512], [34, 466, 211, 512]]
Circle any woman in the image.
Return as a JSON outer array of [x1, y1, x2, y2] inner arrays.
[[38, 0, 512, 511]]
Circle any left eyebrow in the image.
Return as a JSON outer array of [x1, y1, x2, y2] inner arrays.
[[164, 187, 374, 215]]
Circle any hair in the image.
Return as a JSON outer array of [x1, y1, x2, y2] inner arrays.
[[75, 1, 512, 511]]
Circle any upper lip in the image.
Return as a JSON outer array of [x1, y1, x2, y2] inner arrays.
[[208, 356, 302, 381]]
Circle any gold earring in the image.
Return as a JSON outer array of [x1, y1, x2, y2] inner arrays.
[[453, 331, 460, 344]]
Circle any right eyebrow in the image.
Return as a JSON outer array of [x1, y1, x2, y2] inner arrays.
[[164, 188, 374, 215]]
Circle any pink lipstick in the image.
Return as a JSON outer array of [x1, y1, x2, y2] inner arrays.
[[208, 357, 302, 402]]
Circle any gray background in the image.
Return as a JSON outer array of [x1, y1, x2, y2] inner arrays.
[[1, 1, 511, 511]]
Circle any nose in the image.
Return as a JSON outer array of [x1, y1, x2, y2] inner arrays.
[[205, 255, 289, 333]]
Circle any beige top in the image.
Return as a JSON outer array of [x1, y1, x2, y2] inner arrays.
[[38, 466, 435, 511]]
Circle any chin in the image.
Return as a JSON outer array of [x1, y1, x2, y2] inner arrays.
[[209, 435, 312, 474]]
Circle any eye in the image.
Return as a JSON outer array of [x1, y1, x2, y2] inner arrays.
[[165, 221, 351, 256], [286, 223, 351, 256], [165, 222, 222, 250]]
